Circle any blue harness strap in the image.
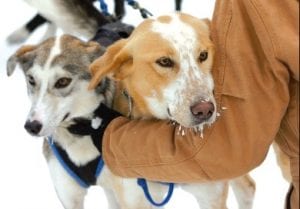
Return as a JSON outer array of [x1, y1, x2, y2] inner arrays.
[[137, 178, 175, 207], [95, 156, 105, 178], [48, 137, 174, 206], [125, 0, 153, 18], [98, 0, 152, 18], [98, 0, 110, 16], [47, 137, 105, 188]]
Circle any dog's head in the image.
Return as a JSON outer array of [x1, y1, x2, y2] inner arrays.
[[89, 12, 216, 128], [7, 35, 107, 137]]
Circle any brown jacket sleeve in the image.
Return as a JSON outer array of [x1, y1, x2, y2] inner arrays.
[[102, 0, 299, 183]]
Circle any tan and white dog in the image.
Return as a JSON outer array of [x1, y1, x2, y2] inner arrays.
[[89, 12, 256, 209]]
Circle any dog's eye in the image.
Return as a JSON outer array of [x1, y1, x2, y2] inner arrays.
[[55, 77, 72, 89], [199, 51, 208, 63], [156, 57, 174, 68], [27, 75, 36, 86]]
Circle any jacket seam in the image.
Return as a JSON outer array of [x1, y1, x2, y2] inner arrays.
[[249, 0, 278, 59]]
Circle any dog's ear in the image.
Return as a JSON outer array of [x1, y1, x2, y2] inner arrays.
[[7, 45, 37, 76], [202, 18, 211, 29], [85, 41, 106, 63], [199, 18, 213, 42], [89, 39, 132, 90]]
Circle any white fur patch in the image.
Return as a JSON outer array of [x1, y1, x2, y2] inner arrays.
[[148, 14, 197, 119], [45, 37, 61, 68], [53, 128, 100, 166], [67, 136, 100, 166], [145, 14, 216, 127], [151, 13, 197, 58], [91, 117, 102, 129]]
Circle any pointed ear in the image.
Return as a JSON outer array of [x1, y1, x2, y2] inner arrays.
[[202, 18, 211, 29], [88, 39, 132, 89], [201, 18, 213, 41], [7, 45, 37, 76], [85, 41, 106, 62]]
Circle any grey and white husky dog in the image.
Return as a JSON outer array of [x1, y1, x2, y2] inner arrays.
[[6, 34, 177, 209]]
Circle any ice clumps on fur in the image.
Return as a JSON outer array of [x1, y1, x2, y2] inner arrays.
[[170, 106, 228, 138], [171, 122, 205, 138]]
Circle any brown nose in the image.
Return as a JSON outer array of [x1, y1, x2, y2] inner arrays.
[[190, 101, 215, 122]]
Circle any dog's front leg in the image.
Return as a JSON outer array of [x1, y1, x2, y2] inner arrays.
[[47, 156, 88, 209], [181, 182, 229, 209], [102, 188, 120, 209], [116, 180, 166, 209], [99, 168, 157, 209], [229, 175, 256, 209]]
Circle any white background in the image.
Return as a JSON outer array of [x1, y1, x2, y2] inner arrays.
[[0, 0, 289, 209]]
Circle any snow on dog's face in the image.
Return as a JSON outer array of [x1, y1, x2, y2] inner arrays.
[[7, 35, 105, 136], [89, 13, 216, 128]]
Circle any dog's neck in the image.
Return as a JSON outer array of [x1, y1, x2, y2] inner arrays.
[[51, 102, 105, 167], [113, 83, 154, 120], [50, 77, 115, 166]]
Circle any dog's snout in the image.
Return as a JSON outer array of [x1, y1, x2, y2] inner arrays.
[[24, 120, 42, 135], [190, 101, 215, 122]]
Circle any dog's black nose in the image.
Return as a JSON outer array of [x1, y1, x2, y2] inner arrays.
[[24, 120, 42, 135], [190, 101, 215, 123]]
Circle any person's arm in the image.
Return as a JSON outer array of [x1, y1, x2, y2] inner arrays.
[[103, 106, 271, 183], [102, 0, 298, 183]]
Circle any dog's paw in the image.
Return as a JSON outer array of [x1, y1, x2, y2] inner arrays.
[[6, 27, 30, 44]]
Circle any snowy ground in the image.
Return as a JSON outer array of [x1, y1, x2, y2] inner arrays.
[[0, 1, 289, 209]]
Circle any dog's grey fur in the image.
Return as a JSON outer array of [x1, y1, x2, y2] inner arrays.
[[7, 35, 173, 209]]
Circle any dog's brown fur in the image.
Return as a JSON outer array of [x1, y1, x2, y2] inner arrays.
[[89, 12, 256, 209]]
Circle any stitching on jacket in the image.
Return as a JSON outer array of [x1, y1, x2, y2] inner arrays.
[[249, 0, 278, 58]]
